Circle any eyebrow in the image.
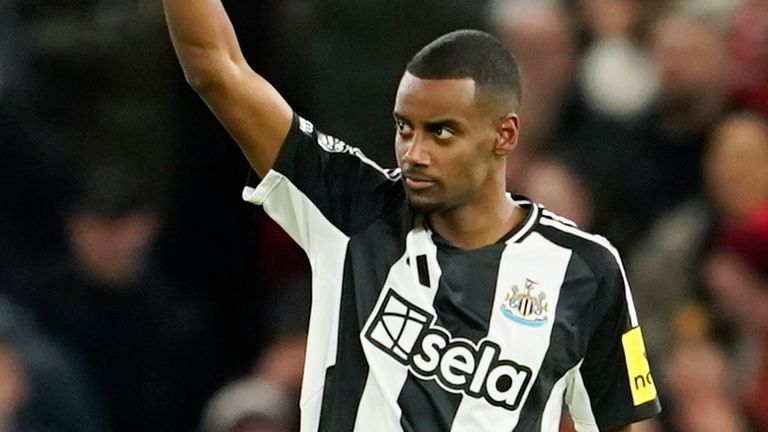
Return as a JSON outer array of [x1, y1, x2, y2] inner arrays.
[[393, 112, 410, 123], [393, 112, 463, 131], [425, 119, 464, 135]]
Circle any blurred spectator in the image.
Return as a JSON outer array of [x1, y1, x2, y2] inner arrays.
[[629, 110, 768, 430], [649, 2, 732, 140], [492, 0, 645, 250], [0, 294, 110, 431], [26, 163, 211, 432], [664, 337, 749, 432], [703, 111, 768, 430], [0, 96, 70, 297], [0, 0, 69, 298], [516, 158, 594, 229], [579, 0, 735, 251], [728, 0, 768, 115], [631, 110, 768, 356], [0, 337, 26, 432], [625, 0, 733, 231], [17, 0, 179, 187], [628, 198, 713, 360], [492, 0, 581, 154], [201, 377, 296, 432], [574, 0, 659, 120], [705, 112, 768, 237], [254, 333, 308, 398]]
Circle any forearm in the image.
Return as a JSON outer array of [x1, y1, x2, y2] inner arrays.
[[162, 0, 246, 90], [161, 0, 292, 176]]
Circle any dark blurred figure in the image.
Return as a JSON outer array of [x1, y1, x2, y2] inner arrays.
[[0, 0, 69, 298], [27, 164, 212, 432], [17, 0, 180, 167], [0, 294, 110, 432], [629, 2, 731, 221]]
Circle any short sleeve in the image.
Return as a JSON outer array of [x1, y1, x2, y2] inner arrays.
[[567, 248, 662, 431], [242, 114, 403, 253]]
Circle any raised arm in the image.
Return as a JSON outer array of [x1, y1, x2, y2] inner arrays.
[[162, 0, 293, 176]]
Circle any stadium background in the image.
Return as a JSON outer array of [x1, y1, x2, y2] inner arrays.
[[1, 0, 767, 431]]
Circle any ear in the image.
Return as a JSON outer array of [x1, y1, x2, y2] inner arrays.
[[494, 113, 519, 156]]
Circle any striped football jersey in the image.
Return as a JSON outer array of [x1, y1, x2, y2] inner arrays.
[[243, 115, 661, 432]]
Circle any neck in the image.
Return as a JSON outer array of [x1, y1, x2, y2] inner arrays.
[[428, 177, 524, 250]]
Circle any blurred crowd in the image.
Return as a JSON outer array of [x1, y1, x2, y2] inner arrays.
[[0, 0, 766, 431]]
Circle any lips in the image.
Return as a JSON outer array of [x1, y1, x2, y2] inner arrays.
[[403, 173, 435, 191]]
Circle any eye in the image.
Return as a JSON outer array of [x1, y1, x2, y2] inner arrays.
[[432, 125, 454, 140], [395, 119, 413, 135]]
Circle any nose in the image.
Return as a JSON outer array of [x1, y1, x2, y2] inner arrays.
[[401, 133, 430, 167]]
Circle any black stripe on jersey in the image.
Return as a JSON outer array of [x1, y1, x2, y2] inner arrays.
[[512, 251, 595, 431], [317, 210, 411, 431], [416, 254, 431, 287], [398, 244, 504, 431]]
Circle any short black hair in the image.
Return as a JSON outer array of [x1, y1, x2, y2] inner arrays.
[[406, 29, 522, 112]]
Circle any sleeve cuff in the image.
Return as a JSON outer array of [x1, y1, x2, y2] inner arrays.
[[242, 170, 284, 206]]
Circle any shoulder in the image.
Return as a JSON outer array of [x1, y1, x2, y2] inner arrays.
[[534, 207, 624, 282], [288, 114, 402, 181]]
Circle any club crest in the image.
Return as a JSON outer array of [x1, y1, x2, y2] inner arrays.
[[500, 279, 549, 327]]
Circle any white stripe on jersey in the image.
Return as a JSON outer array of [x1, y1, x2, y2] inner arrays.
[[507, 201, 540, 244], [355, 222, 442, 431], [538, 217, 639, 327], [449, 231, 572, 431], [244, 171, 350, 432], [540, 362, 581, 432], [541, 208, 578, 228]]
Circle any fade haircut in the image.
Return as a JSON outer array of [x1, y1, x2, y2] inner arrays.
[[406, 29, 522, 115]]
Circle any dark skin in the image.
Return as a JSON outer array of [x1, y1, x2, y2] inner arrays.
[[393, 72, 525, 249], [163, 0, 635, 428]]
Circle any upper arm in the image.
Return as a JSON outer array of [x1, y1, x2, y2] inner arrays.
[[567, 246, 661, 430], [196, 63, 293, 177]]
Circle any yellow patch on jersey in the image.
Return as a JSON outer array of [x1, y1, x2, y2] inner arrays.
[[622, 327, 657, 406]]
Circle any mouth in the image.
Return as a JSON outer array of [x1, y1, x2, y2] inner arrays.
[[403, 174, 435, 191]]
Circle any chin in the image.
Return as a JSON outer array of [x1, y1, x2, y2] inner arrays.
[[406, 195, 446, 215]]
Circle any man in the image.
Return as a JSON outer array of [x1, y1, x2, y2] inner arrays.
[[163, 1, 661, 430]]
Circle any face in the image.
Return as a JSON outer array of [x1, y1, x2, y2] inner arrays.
[[653, 17, 728, 105], [498, 4, 577, 108], [66, 211, 160, 286], [393, 73, 514, 214], [705, 116, 768, 220]]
